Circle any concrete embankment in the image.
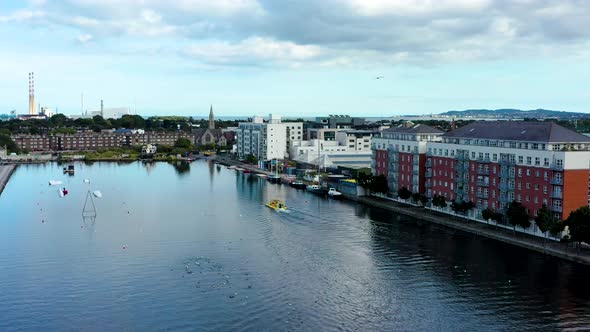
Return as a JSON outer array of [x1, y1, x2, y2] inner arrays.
[[0, 164, 17, 196], [351, 195, 590, 266]]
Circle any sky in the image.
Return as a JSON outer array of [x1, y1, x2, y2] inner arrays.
[[1, 0, 590, 117]]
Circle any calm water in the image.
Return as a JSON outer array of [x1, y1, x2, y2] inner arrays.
[[1, 161, 590, 331]]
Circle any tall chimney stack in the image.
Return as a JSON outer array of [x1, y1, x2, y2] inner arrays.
[[100, 99, 104, 118], [28, 72, 36, 115]]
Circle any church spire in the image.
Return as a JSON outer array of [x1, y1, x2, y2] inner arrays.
[[208, 104, 214, 129]]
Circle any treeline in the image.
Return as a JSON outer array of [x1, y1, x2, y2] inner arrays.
[[0, 114, 244, 135]]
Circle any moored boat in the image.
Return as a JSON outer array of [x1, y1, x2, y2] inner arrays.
[[267, 175, 281, 184], [328, 188, 343, 199], [306, 184, 327, 195], [290, 180, 307, 189]]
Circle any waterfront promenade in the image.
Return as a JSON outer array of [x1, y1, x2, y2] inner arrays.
[[354, 195, 590, 265], [0, 164, 16, 196], [215, 155, 590, 265]]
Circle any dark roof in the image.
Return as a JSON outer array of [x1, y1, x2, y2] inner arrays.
[[193, 128, 223, 140], [443, 121, 590, 143], [383, 124, 444, 134]]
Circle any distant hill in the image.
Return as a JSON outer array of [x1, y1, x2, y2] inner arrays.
[[440, 109, 589, 119]]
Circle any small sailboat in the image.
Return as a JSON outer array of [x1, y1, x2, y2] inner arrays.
[[266, 199, 289, 212], [92, 190, 103, 198], [83, 179, 90, 183], [49, 180, 63, 186]]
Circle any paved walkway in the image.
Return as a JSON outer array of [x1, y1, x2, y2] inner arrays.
[[0, 164, 16, 196], [357, 195, 590, 265]]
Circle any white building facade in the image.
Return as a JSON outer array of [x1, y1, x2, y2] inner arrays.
[[236, 115, 301, 161]]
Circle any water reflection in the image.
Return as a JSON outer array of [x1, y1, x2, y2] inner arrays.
[[172, 161, 191, 175]]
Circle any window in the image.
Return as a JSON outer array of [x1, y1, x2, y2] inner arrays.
[[543, 185, 548, 194], [544, 171, 549, 180], [526, 169, 531, 176], [526, 183, 530, 189], [526, 157, 532, 165], [493, 154, 498, 161], [517, 194, 522, 202], [518, 156, 523, 164], [534, 184, 539, 190], [535, 157, 540, 166], [518, 181, 522, 190], [534, 197, 539, 203], [526, 195, 530, 202], [544, 158, 549, 167], [518, 169, 522, 177]]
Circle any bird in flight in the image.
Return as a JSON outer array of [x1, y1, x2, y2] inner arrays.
[[376, 76, 384, 79]]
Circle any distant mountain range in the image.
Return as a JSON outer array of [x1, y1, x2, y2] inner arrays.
[[440, 109, 589, 119]]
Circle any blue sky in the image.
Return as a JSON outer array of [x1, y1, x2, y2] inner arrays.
[[1, 0, 589, 117]]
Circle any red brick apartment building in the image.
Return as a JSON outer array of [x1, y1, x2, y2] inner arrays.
[[12, 132, 196, 152], [373, 121, 590, 222], [372, 123, 444, 194]]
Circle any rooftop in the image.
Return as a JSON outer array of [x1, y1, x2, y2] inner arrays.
[[443, 121, 590, 143], [382, 124, 444, 135]]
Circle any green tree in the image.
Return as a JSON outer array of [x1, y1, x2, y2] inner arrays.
[[564, 206, 590, 249], [411, 192, 421, 203], [357, 172, 373, 193], [506, 201, 531, 233], [174, 137, 192, 149], [49, 114, 67, 127], [244, 154, 258, 164], [397, 187, 411, 200], [482, 208, 493, 222], [371, 175, 389, 194], [0, 133, 18, 153], [534, 204, 552, 242]]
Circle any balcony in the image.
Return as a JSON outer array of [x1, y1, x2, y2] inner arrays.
[[499, 195, 512, 203], [477, 157, 491, 163], [552, 205, 563, 213], [426, 159, 432, 167], [476, 181, 489, 187], [477, 192, 489, 199], [477, 168, 490, 175], [425, 171, 433, 178], [389, 163, 399, 172], [425, 181, 432, 188], [550, 178, 563, 185], [413, 158, 419, 166], [551, 163, 564, 171], [499, 183, 515, 191], [500, 159, 516, 166], [551, 191, 563, 199], [456, 154, 469, 161], [412, 168, 419, 175], [499, 170, 515, 178]]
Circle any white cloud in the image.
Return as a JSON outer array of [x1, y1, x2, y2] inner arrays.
[[4, 0, 590, 68], [185, 37, 322, 66], [77, 33, 93, 43]]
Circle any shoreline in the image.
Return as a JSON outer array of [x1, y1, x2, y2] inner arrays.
[[3, 157, 589, 265], [0, 164, 17, 197], [215, 155, 590, 266]]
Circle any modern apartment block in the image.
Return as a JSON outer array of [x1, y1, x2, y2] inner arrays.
[[236, 115, 302, 161], [372, 124, 444, 193], [421, 121, 590, 220]]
